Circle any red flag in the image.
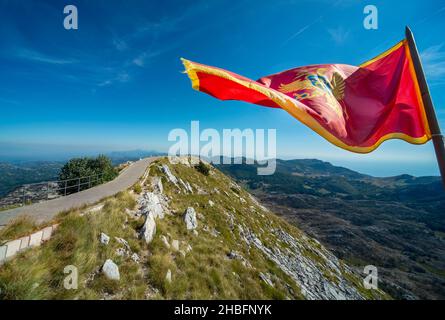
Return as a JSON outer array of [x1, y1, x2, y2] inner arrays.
[[182, 40, 431, 153]]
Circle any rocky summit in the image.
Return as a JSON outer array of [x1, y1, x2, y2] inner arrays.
[[0, 157, 388, 300]]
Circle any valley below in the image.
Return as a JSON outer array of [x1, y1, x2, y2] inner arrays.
[[218, 159, 445, 299]]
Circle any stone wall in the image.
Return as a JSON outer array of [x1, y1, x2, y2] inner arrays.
[[0, 224, 58, 264]]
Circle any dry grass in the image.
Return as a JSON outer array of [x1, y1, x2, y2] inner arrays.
[[0, 191, 145, 299], [0, 216, 38, 244]]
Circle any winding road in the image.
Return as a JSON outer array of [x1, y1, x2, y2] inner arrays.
[[0, 157, 157, 228]]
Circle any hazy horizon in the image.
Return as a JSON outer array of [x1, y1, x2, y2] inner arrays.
[[0, 142, 439, 178]]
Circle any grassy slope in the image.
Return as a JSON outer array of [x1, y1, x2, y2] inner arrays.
[[0, 158, 387, 300]]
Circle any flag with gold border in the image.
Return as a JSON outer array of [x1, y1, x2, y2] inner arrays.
[[182, 40, 431, 153]]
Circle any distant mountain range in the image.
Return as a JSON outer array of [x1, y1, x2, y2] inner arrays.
[[216, 158, 445, 299]]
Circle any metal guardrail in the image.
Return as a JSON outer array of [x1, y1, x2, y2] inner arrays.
[[0, 173, 105, 209]]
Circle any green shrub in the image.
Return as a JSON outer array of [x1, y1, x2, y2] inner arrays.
[[58, 155, 118, 194], [133, 184, 142, 194], [194, 161, 210, 176]]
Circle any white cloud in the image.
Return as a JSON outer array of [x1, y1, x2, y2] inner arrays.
[[132, 50, 163, 68], [421, 44, 445, 80], [15, 48, 76, 65]]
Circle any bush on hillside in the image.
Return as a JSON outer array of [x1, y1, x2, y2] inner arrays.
[[194, 161, 210, 176], [58, 155, 118, 194]]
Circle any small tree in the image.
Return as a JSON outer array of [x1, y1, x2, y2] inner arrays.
[[58, 155, 118, 194]]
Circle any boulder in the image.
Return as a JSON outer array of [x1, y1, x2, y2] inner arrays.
[[140, 192, 164, 219], [141, 212, 156, 244], [102, 259, 120, 281], [100, 233, 110, 245], [184, 207, 198, 230]]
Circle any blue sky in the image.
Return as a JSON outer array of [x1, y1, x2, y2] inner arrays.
[[1, 0, 445, 176]]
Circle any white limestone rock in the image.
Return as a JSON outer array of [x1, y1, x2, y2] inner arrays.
[[183, 207, 198, 231], [152, 176, 163, 194], [131, 253, 140, 263], [171, 239, 180, 251], [166, 269, 172, 283], [179, 178, 193, 193], [141, 212, 156, 244], [161, 235, 170, 248], [100, 233, 110, 245], [140, 192, 164, 219], [102, 259, 120, 281], [162, 165, 178, 185], [115, 237, 130, 250]]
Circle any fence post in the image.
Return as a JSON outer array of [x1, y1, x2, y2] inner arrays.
[[89, 175, 91, 188], [22, 187, 25, 206], [47, 182, 50, 200], [64, 180, 67, 196], [78, 177, 81, 192]]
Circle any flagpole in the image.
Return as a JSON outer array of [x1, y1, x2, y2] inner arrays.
[[405, 26, 445, 188]]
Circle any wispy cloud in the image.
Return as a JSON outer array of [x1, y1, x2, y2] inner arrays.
[[15, 48, 76, 65], [112, 38, 128, 52], [421, 44, 445, 80], [327, 26, 350, 45], [98, 71, 130, 87]]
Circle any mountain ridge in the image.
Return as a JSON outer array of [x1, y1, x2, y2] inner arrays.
[[216, 158, 445, 299], [0, 157, 388, 300]]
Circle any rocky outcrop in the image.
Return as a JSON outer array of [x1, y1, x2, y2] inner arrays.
[[183, 207, 198, 230], [152, 177, 163, 194], [162, 165, 178, 185], [138, 192, 164, 219], [179, 178, 193, 193], [239, 225, 363, 300], [141, 212, 156, 244]]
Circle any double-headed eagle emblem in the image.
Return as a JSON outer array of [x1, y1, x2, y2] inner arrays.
[[277, 68, 346, 117]]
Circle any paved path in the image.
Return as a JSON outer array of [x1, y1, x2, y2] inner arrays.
[[0, 157, 158, 227]]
